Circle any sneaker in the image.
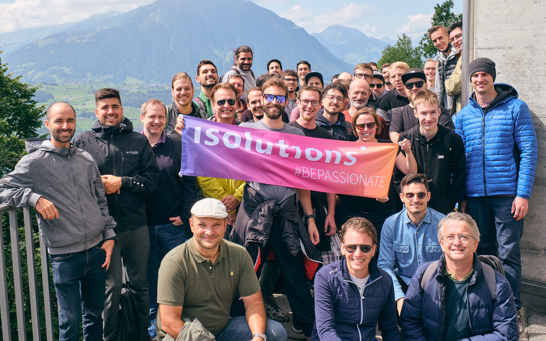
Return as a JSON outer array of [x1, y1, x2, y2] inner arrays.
[[517, 311, 524, 334], [264, 297, 289, 322], [291, 322, 303, 334], [148, 319, 157, 341]]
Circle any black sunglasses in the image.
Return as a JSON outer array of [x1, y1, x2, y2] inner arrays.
[[405, 81, 425, 90], [403, 192, 427, 199], [216, 99, 236, 106], [370, 83, 383, 88], [263, 94, 287, 104], [355, 122, 376, 131], [345, 244, 373, 253]]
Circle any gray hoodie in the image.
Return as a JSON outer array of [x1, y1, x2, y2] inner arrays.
[[0, 138, 116, 254]]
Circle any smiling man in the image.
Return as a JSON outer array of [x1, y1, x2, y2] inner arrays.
[[315, 82, 355, 141], [377, 61, 410, 126], [222, 46, 257, 101], [429, 25, 460, 111], [194, 60, 220, 118], [445, 22, 464, 115], [401, 212, 518, 341], [378, 173, 445, 316], [74, 88, 160, 341]]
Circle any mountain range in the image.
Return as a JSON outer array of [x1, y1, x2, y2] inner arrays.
[[1, 0, 394, 84]]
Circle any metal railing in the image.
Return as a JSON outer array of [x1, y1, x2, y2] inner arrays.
[[0, 204, 55, 341]]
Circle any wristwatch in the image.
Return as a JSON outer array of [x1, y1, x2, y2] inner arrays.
[[303, 213, 316, 223], [253, 333, 267, 341]]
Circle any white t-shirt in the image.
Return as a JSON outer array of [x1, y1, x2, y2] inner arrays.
[[349, 273, 370, 296]]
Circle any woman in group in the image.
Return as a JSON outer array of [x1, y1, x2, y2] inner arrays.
[[343, 107, 416, 260], [311, 217, 399, 340]]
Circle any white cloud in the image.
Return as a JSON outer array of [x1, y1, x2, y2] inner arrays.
[[281, 2, 376, 34], [358, 24, 378, 35], [0, 0, 155, 33], [397, 13, 433, 34]]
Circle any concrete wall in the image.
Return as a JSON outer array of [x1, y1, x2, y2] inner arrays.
[[472, 0, 546, 309]]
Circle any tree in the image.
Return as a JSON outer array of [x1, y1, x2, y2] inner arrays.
[[378, 34, 423, 69], [419, 0, 463, 59], [0, 51, 45, 176]]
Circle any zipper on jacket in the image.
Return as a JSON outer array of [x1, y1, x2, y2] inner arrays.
[[345, 274, 382, 338], [109, 134, 119, 223], [481, 114, 488, 196], [439, 280, 446, 341], [465, 286, 475, 335]]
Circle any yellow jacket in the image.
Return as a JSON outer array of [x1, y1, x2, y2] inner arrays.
[[197, 177, 245, 214]]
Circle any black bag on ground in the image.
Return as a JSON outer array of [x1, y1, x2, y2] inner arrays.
[[116, 283, 147, 341]]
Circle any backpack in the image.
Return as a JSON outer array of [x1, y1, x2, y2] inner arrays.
[[420, 255, 505, 301], [220, 66, 256, 83], [193, 97, 206, 112], [116, 282, 147, 341]]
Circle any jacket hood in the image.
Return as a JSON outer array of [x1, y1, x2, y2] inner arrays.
[[470, 83, 518, 111], [25, 138, 76, 157], [316, 111, 345, 126], [92, 116, 134, 134]]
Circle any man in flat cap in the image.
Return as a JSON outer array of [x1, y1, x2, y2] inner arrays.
[[155, 198, 287, 341], [454, 57, 538, 331]]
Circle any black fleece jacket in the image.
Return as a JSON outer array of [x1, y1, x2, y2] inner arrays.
[[399, 124, 465, 214], [74, 117, 160, 232]]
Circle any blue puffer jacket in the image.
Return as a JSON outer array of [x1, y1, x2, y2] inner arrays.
[[311, 258, 398, 341], [400, 254, 518, 341], [455, 84, 538, 198]]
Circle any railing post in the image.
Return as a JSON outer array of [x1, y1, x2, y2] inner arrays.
[[24, 207, 41, 341], [9, 210, 27, 341], [0, 209, 12, 341], [39, 230, 54, 341]]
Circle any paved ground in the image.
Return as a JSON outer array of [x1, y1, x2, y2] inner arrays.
[[273, 294, 546, 340]]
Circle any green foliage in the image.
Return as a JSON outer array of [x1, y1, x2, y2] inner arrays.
[[0, 51, 46, 177], [378, 34, 423, 69], [419, 0, 463, 59]]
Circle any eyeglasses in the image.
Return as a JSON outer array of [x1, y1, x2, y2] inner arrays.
[[354, 73, 372, 80], [300, 100, 321, 107], [369, 83, 383, 88], [345, 244, 373, 253], [355, 122, 376, 130], [442, 234, 473, 244], [405, 81, 425, 90], [216, 99, 236, 106], [325, 95, 344, 103], [284, 78, 298, 83], [263, 94, 287, 104], [403, 192, 427, 199]]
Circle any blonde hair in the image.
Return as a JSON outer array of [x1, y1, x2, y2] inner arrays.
[[389, 61, 410, 72]]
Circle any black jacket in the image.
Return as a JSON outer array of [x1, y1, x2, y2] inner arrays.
[[390, 104, 455, 134], [74, 118, 160, 232], [316, 112, 356, 141], [399, 125, 465, 214], [165, 101, 207, 140]]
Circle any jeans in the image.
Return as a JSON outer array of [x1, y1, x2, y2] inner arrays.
[[216, 316, 287, 341], [347, 208, 396, 263], [148, 222, 189, 321], [467, 196, 524, 309], [50, 242, 106, 341], [104, 225, 150, 341]]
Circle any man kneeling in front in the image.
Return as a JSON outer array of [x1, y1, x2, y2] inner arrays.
[[156, 198, 287, 341], [400, 212, 518, 341]]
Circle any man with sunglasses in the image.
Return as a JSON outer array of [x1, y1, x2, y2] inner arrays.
[[231, 78, 322, 340], [315, 82, 356, 141], [311, 217, 398, 341], [401, 212, 518, 341], [370, 71, 385, 99], [389, 68, 454, 144], [378, 173, 445, 316]]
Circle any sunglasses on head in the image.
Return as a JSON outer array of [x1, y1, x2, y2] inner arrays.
[[263, 94, 287, 104], [369, 83, 383, 88], [216, 99, 236, 106], [345, 244, 373, 253], [405, 81, 425, 90], [355, 122, 376, 130], [403, 192, 427, 199]]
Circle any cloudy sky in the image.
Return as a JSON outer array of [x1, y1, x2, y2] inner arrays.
[[0, 0, 462, 41]]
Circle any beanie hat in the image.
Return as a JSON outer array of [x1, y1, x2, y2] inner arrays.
[[469, 58, 496, 81]]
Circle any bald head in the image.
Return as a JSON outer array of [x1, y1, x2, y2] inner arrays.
[[46, 102, 76, 121], [338, 72, 353, 81], [349, 78, 369, 92]]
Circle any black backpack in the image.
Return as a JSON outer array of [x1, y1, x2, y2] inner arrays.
[[116, 282, 147, 341]]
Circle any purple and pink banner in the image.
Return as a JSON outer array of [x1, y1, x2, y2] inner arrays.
[[181, 116, 399, 198]]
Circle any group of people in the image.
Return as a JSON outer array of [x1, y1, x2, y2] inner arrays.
[[0, 20, 538, 341]]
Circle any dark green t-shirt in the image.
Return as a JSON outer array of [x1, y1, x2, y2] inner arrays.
[[156, 238, 260, 337], [444, 275, 472, 341]]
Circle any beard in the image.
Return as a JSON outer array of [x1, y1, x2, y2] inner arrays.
[[350, 98, 367, 109], [264, 103, 284, 120], [52, 129, 75, 144], [200, 78, 218, 89]]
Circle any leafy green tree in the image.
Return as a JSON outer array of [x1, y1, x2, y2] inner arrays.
[[378, 34, 423, 69], [0, 51, 45, 176], [419, 0, 463, 59]]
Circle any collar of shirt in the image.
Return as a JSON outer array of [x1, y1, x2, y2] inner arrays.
[[402, 208, 432, 229], [140, 130, 166, 148], [199, 91, 210, 104], [444, 266, 473, 281], [188, 237, 228, 264]]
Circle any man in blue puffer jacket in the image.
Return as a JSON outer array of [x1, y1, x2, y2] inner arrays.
[[454, 58, 538, 321], [311, 217, 398, 341], [400, 212, 518, 341]]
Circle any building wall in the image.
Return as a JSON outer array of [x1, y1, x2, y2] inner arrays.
[[472, 0, 546, 307]]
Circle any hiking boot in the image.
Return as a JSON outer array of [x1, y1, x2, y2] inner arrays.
[[264, 297, 289, 322], [148, 319, 157, 341]]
